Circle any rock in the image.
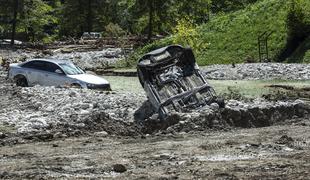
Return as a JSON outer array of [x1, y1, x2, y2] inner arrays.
[[210, 103, 220, 111], [69, 91, 77, 97], [80, 110, 90, 115], [80, 103, 90, 110], [0, 132, 6, 139], [94, 131, 108, 137], [276, 135, 294, 145], [113, 164, 127, 173], [53, 132, 63, 138]]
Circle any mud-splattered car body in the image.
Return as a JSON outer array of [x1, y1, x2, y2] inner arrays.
[[137, 45, 224, 119]]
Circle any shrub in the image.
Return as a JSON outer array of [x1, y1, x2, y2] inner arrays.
[[172, 17, 208, 55], [105, 23, 126, 37]]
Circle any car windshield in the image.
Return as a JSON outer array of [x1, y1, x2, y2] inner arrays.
[[59, 63, 84, 75]]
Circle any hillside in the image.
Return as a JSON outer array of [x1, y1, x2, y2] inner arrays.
[[133, 0, 309, 66]]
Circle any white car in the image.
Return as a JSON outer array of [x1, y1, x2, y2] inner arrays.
[[8, 59, 111, 90]]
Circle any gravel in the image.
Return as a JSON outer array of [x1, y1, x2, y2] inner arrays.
[[141, 99, 310, 134], [1, 64, 310, 139], [49, 48, 123, 70], [0, 48, 124, 70], [203, 63, 310, 80], [0, 78, 145, 136]]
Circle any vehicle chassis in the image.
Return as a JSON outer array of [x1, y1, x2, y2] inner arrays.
[[137, 45, 224, 119]]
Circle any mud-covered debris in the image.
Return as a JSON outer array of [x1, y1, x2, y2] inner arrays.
[[137, 45, 224, 119], [276, 135, 294, 145], [140, 99, 310, 134]]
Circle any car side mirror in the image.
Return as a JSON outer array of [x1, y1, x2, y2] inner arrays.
[[55, 69, 64, 75]]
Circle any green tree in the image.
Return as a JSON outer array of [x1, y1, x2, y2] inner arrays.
[[19, 0, 55, 42]]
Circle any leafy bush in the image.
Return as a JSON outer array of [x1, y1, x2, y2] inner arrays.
[[277, 0, 310, 62], [286, 0, 310, 40], [172, 17, 208, 55], [303, 50, 310, 63], [105, 23, 126, 37]]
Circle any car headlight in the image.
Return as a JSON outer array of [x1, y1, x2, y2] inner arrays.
[[87, 83, 96, 88]]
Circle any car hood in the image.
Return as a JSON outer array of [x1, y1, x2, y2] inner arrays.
[[68, 74, 109, 85]]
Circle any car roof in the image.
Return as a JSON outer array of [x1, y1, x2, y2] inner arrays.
[[25, 58, 73, 65]]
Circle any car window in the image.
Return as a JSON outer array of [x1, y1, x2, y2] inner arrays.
[[44, 62, 63, 73], [22, 61, 64, 74], [22, 61, 45, 71], [59, 63, 84, 75]]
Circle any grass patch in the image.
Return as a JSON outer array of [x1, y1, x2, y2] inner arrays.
[[130, 0, 309, 66], [0, 124, 16, 134], [104, 76, 143, 93], [103, 76, 310, 99]]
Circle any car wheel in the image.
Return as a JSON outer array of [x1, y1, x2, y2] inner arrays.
[[15, 75, 28, 87], [215, 97, 225, 108]]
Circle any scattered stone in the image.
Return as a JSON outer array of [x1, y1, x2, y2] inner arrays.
[[94, 131, 108, 137], [113, 164, 127, 173], [0, 63, 310, 139], [276, 135, 294, 145], [210, 103, 220, 111], [203, 63, 310, 80], [0, 132, 6, 139]]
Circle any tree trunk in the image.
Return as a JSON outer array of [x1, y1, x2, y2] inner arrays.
[[87, 0, 93, 33], [78, 0, 84, 36], [11, 0, 19, 45], [147, 0, 153, 41]]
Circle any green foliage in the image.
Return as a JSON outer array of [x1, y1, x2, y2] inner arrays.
[[303, 50, 310, 63], [0, 0, 58, 42], [197, 0, 292, 65], [172, 18, 208, 55], [287, 36, 310, 63], [276, 0, 310, 62], [105, 23, 126, 37], [210, 0, 259, 13], [286, 0, 310, 40], [137, 0, 295, 66], [19, 0, 55, 41]]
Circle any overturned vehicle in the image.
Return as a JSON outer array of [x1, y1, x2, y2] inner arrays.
[[137, 45, 225, 119]]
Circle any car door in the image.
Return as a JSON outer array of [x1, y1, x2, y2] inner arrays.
[[42, 62, 71, 87], [21, 61, 46, 86]]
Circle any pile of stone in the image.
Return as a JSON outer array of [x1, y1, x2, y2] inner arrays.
[[0, 49, 43, 64], [49, 48, 123, 70], [142, 99, 310, 134], [203, 63, 310, 80], [1, 65, 309, 139], [0, 48, 124, 70], [0, 85, 145, 136]]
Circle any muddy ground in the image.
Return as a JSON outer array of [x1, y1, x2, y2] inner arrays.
[[1, 121, 310, 179], [0, 74, 310, 179], [1, 48, 310, 179]]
